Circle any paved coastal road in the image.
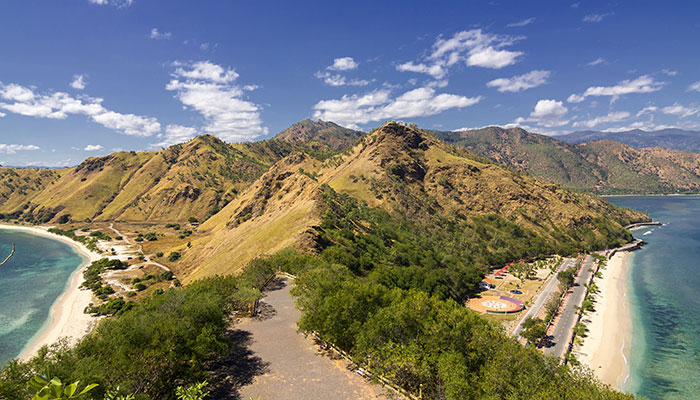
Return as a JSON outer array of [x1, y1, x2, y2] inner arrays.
[[544, 255, 595, 359], [237, 277, 400, 400], [511, 258, 575, 339]]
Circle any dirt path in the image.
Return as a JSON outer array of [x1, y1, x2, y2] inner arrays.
[[107, 223, 170, 272], [235, 277, 401, 400]]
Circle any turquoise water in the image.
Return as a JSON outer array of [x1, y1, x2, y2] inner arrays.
[[606, 196, 700, 399], [0, 229, 86, 365]]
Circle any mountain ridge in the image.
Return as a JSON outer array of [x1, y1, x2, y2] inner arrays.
[[438, 126, 700, 194], [557, 128, 700, 153]]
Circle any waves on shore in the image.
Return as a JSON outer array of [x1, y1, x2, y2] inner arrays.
[[609, 196, 700, 399], [0, 229, 85, 365]]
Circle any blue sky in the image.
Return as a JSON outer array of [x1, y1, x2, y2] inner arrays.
[[1, 0, 700, 166]]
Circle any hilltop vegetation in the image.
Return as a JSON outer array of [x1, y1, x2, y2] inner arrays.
[[435, 126, 700, 194]]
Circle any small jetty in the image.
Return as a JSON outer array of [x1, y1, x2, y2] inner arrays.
[[0, 243, 15, 267]]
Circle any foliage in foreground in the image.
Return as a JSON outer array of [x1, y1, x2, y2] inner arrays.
[[0, 276, 262, 400]]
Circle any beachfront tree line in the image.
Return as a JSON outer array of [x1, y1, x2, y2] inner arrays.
[[0, 185, 637, 399]]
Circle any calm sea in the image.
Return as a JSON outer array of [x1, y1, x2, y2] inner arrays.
[[0, 229, 86, 365], [606, 196, 700, 399]]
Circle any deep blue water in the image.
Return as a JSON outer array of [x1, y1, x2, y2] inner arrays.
[[0, 229, 86, 365], [606, 196, 700, 399]]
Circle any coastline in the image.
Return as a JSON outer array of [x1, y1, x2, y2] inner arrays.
[[578, 251, 633, 391], [0, 224, 102, 360]]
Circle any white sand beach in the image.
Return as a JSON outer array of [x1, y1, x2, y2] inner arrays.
[[0, 224, 102, 360], [578, 251, 633, 390]]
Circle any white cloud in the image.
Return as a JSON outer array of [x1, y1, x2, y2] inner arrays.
[[486, 70, 550, 92], [84, 144, 104, 151], [636, 106, 658, 117], [71, 74, 87, 90], [0, 144, 40, 154], [150, 28, 172, 40], [316, 57, 368, 87], [661, 69, 678, 76], [329, 57, 359, 71], [166, 61, 267, 141], [573, 111, 631, 128], [396, 29, 524, 79], [312, 87, 480, 129], [88, 0, 133, 7], [688, 81, 700, 93], [661, 103, 699, 118], [173, 61, 238, 83], [314, 71, 370, 87], [0, 112, 5, 117], [567, 75, 665, 103], [515, 99, 569, 127], [152, 125, 199, 147], [507, 17, 535, 28], [396, 62, 446, 79], [0, 82, 161, 136], [583, 13, 613, 23], [587, 58, 606, 66], [91, 111, 160, 136]]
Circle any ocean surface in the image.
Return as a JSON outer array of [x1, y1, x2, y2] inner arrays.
[[606, 196, 700, 399], [0, 229, 86, 365]]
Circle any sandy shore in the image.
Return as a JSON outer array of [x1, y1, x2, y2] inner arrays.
[[0, 224, 102, 360], [578, 251, 633, 391]]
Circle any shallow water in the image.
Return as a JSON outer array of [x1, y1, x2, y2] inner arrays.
[[607, 196, 700, 399], [0, 229, 85, 365]]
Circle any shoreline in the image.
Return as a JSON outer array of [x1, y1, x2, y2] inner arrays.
[[0, 224, 102, 360], [577, 251, 633, 391]]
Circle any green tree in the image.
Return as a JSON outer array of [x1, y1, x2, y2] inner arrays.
[[521, 317, 547, 345]]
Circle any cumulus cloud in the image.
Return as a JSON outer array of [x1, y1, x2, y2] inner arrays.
[[507, 17, 535, 28], [312, 87, 480, 129], [486, 70, 550, 92], [0, 82, 161, 136], [567, 75, 665, 103], [396, 29, 524, 80], [0, 144, 40, 154], [587, 58, 606, 66], [315, 57, 369, 87], [573, 111, 631, 128], [84, 144, 104, 151], [583, 13, 613, 23], [152, 125, 199, 147], [166, 61, 267, 141], [329, 57, 359, 71], [688, 81, 700, 93], [661, 103, 699, 118], [150, 28, 172, 40], [71, 74, 87, 90], [515, 99, 569, 127]]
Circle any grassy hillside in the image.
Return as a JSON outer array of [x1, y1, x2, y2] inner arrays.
[[0, 120, 362, 225], [437, 126, 700, 194]]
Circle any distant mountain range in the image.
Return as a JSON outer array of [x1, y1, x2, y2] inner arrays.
[[557, 128, 700, 153], [433, 126, 700, 194]]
